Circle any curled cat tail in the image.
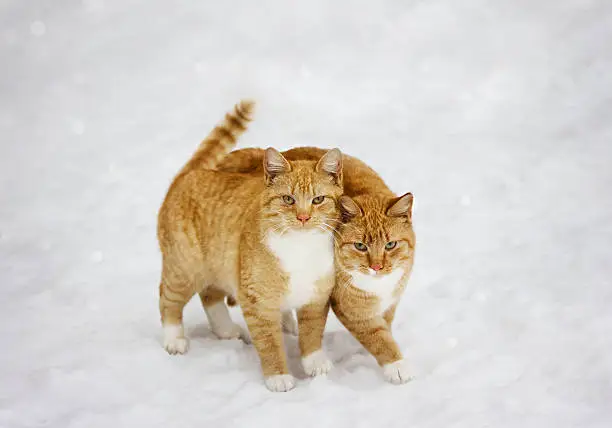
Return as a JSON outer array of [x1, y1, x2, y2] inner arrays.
[[180, 99, 255, 174]]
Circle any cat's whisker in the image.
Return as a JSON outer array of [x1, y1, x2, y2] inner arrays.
[[325, 218, 342, 224], [322, 221, 341, 233], [278, 225, 290, 237], [322, 219, 339, 229], [321, 223, 342, 240], [318, 226, 336, 238], [317, 225, 342, 245], [261, 223, 287, 243], [262, 221, 293, 243], [317, 222, 333, 232]]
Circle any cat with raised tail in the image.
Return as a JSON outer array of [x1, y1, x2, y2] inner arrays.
[[219, 147, 416, 385], [157, 101, 344, 392]]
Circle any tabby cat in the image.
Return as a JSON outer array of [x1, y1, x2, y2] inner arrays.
[[157, 101, 344, 392], [218, 147, 416, 384]]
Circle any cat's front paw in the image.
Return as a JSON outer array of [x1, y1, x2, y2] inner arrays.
[[163, 325, 189, 355], [382, 359, 412, 384], [264, 374, 296, 392], [302, 349, 333, 377]]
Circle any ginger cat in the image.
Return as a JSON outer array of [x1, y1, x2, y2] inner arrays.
[[157, 101, 344, 392], [218, 147, 416, 384]]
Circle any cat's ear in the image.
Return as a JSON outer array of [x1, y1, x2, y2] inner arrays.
[[264, 147, 291, 184], [386, 192, 414, 221], [316, 148, 343, 185], [339, 196, 361, 221]]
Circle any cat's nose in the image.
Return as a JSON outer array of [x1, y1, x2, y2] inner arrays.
[[297, 213, 311, 224], [370, 263, 383, 271]]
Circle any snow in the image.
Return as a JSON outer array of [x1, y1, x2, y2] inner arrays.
[[1, 0, 612, 427]]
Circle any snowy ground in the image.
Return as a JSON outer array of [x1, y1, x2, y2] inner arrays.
[[1, 0, 612, 427]]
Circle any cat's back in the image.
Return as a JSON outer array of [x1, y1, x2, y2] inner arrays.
[[158, 168, 263, 242], [218, 146, 393, 197]]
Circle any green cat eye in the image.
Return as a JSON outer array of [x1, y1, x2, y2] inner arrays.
[[354, 242, 367, 251], [312, 196, 325, 205], [385, 241, 397, 250], [282, 195, 295, 205]]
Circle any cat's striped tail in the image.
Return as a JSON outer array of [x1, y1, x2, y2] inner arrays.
[[179, 99, 255, 174]]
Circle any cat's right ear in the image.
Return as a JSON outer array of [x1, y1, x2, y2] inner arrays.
[[386, 192, 414, 221], [264, 148, 291, 184], [316, 148, 343, 185], [339, 196, 361, 222]]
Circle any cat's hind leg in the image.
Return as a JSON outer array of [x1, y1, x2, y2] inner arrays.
[[159, 269, 195, 355], [199, 288, 249, 342], [281, 310, 299, 336]]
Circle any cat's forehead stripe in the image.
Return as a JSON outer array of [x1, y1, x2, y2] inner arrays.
[[291, 178, 313, 195], [291, 169, 332, 196], [362, 209, 389, 243]]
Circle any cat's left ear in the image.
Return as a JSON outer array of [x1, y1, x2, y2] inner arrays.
[[339, 196, 361, 222], [386, 192, 414, 222], [264, 147, 291, 185], [316, 148, 343, 185]]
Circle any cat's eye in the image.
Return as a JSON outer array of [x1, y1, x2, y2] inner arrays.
[[282, 195, 295, 205], [385, 241, 397, 250], [354, 242, 367, 251], [312, 196, 325, 205]]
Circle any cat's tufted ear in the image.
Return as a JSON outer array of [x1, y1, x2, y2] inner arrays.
[[264, 147, 291, 184], [316, 148, 343, 185], [339, 196, 361, 222], [386, 192, 414, 221]]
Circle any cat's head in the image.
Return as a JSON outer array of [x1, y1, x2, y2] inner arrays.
[[335, 193, 415, 277], [260, 147, 343, 233]]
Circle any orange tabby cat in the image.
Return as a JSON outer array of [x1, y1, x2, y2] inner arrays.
[[218, 147, 416, 384], [157, 101, 344, 392]]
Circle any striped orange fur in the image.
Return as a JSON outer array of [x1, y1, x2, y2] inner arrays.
[[157, 102, 344, 392], [218, 147, 416, 384]]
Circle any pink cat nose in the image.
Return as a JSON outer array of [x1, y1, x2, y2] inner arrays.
[[370, 263, 383, 271], [297, 214, 310, 224]]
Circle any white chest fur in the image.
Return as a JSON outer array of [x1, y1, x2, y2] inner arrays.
[[349, 268, 404, 314], [267, 229, 335, 311]]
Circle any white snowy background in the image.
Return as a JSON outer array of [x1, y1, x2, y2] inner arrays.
[[1, 0, 611, 427]]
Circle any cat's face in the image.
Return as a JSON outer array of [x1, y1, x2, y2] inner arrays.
[[260, 148, 343, 234], [335, 194, 415, 276]]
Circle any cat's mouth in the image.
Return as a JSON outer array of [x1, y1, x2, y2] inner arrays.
[[364, 266, 393, 276], [289, 220, 332, 232], [290, 222, 318, 230]]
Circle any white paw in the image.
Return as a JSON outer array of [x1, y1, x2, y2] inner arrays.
[[282, 311, 299, 336], [264, 374, 296, 392], [382, 359, 412, 384], [163, 324, 189, 355], [302, 349, 333, 377], [213, 323, 251, 344], [206, 301, 251, 343]]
